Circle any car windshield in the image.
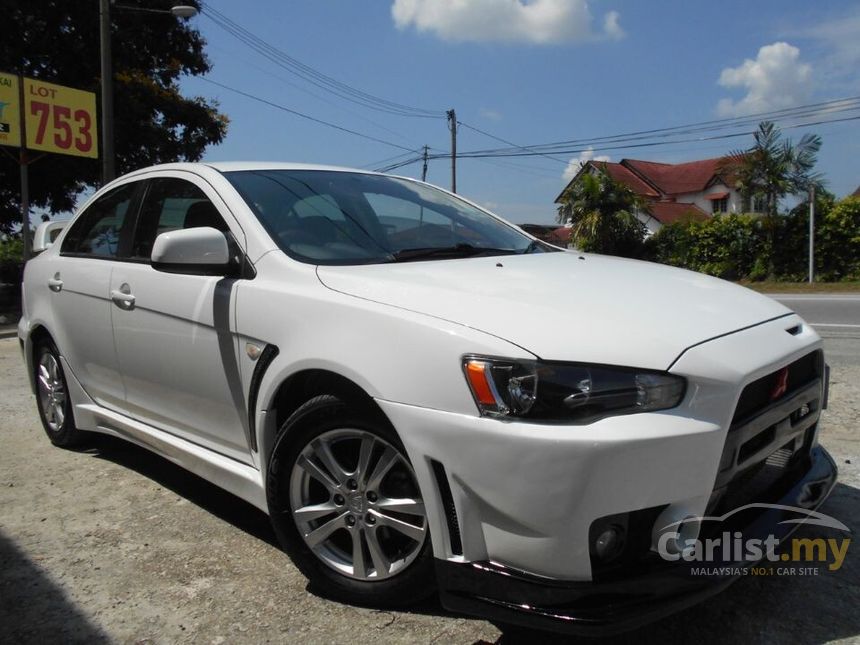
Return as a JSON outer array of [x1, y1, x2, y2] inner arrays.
[[223, 169, 556, 265]]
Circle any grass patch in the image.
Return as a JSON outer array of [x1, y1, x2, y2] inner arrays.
[[738, 281, 860, 293]]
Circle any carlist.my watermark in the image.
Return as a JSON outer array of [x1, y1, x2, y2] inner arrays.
[[656, 503, 851, 576]]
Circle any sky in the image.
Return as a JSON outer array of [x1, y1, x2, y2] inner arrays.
[[178, 0, 860, 225]]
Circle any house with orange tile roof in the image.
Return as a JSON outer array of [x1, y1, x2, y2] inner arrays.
[[555, 157, 750, 235]]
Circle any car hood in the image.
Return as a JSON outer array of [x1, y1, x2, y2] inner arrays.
[[316, 252, 791, 370]]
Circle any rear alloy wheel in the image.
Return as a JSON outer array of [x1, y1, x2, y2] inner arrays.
[[268, 395, 434, 607], [34, 341, 84, 447]]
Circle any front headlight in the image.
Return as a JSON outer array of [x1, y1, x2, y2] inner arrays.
[[462, 356, 686, 423]]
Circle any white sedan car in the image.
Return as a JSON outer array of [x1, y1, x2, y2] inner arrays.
[[19, 163, 835, 635]]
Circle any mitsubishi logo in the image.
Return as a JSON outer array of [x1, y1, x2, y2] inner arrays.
[[770, 367, 789, 401]]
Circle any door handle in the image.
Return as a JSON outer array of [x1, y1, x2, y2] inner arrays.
[[48, 274, 63, 292], [110, 285, 136, 310]]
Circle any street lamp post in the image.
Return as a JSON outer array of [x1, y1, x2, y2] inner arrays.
[[98, 0, 115, 184], [98, 2, 198, 185]]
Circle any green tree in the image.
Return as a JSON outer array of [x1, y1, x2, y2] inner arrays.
[[721, 121, 822, 275], [0, 0, 228, 232], [818, 196, 860, 280], [556, 169, 646, 256]]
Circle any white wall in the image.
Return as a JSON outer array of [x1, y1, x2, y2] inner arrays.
[[675, 183, 742, 215]]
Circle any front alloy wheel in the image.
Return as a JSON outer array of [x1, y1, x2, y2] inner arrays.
[[267, 394, 435, 607], [290, 428, 427, 581]]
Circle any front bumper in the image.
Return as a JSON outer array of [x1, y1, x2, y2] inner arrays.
[[436, 446, 838, 636]]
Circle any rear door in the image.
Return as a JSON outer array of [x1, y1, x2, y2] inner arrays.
[[109, 173, 253, 464], [48, 181, 142, 409]]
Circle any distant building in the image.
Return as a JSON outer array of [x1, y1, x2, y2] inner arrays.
[[519, 223, 572, 247], [555, 157, 749, 235]]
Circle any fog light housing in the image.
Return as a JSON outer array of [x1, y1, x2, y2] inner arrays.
[[594, 525, 625, 562]]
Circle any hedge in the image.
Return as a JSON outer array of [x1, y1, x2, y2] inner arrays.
[[644, 197, 860, 282]]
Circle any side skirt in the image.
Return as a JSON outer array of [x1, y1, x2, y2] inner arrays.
[[60, 357, 267, 512]]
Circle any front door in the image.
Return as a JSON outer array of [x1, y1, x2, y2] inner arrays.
[[109, 174, 252, 464]]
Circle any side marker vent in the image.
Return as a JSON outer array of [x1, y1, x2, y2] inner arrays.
[[430, 459, 463, 556]]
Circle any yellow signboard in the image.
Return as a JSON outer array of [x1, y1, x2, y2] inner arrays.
[[0, 72, 21, 148], [23, 77, 98, 158]]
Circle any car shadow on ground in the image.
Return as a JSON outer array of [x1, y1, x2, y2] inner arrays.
[[83, 434, 278, 548], [80, 435, 860, 644], [0, 530, 111, 644]]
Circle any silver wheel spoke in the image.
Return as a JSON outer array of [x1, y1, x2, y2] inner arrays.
[[297, 454, 340, 492], [37, 366, 51, 392], [311, 438, 349, 486], [351, 528, 367, 578], [355, 434, 375, 483], [53, 402, 65, 426], [365, 526, 390, 576], [366, 446, 399, 491], [376, 497, 425, 516], [304, 512, 347, 547], [47, 357, 60, 382], [374, 511, 425, 542], [293, 501, 339, 523]]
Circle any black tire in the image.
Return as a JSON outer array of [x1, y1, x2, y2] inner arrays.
[[267, 394, 435, 607], [33, 339, 84, 448]]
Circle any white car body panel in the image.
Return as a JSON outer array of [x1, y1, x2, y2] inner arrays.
[[317, 252, 791, 370]]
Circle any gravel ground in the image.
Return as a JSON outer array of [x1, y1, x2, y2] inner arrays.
[[0, 336, 857, 644]]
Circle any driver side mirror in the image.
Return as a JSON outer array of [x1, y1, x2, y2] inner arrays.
[[151, 227, 234, 275]]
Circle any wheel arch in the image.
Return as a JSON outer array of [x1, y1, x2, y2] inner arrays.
[[25, 323, 56, 394], [260, 368, 390, 479]]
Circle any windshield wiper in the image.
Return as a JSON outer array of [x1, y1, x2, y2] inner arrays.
[[391, 243, 519, 262]]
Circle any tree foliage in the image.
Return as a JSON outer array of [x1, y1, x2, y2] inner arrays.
[[556, 169, 646, 257], [722, 121, 823, 218], [645, 196, 860, 282], [0, 0, 228, 232], [720, 121, 822, 275]]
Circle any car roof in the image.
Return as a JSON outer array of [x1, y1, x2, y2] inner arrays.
[[122, 161, 383, 175]]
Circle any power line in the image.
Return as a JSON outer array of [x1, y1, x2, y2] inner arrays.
[[200, 4, 445, 119], [424, 113, 860, 161], [456, 97, 860, 158], [457, 120, 569, 166], [198, 77, 422, 153], [207, 43, 419, 147]]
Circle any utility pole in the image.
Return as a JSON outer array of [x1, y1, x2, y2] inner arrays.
[[447, 109, 457, 193], [808, 185, 815, 284], [18, 75, 30, 261], [421, 145, 429, 182], [99, 0, 115, 183]]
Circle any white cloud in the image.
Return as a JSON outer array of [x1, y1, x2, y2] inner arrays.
[[391, 0, 624, 45], [562, 147, 610, 182], [479, 107, 503, 121], [716, 42, 813, 117]]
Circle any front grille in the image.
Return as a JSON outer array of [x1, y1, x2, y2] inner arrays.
[[709, 350, 824, 515], [732, 350, 823, 424]]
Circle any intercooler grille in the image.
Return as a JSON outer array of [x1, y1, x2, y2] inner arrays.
[[732, 350, 823, 424]]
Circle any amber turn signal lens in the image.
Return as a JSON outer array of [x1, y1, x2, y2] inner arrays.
[[465, 360, 497, 406]]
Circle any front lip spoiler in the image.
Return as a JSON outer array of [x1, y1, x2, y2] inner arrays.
[[435, 446, 838, 636]]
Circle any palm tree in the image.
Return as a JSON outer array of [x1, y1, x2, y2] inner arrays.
[[556, 168, 646, 256], [721, 121, 822, 274]]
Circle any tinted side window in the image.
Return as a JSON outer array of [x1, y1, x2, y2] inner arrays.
[[61, 183, 137, 257], [132, 178, 229, 260]]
